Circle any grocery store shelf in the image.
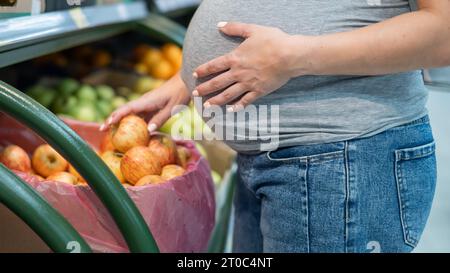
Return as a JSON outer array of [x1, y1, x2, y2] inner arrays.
[[136, 12, 186, 47], [149, 0, 200, 18], [0, 1, 148, 68]]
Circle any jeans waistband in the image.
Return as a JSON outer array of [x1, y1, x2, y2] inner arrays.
[[397, 115, 429, 128]]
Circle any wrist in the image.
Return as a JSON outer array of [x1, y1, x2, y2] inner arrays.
[[284, 34, 320, 78]]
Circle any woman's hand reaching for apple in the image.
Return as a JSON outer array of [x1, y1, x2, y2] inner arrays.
[[100, 72, 190, 132], [193, 22, 313, 112]]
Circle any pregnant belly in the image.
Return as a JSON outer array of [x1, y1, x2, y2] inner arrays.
[[180, 0, 326, 94], [181, 21, 240, 95]]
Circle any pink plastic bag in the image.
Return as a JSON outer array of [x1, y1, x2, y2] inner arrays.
[[0, 113, 215, 253]]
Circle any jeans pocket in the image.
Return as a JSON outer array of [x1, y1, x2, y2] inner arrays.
[[395, 141, 437, 247], [266, 147, 344, 164]]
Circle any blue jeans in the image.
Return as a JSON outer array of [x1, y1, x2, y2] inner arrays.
[[233, 116, 436, 253]]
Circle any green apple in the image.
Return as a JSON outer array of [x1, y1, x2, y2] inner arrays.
[[69, 103, 98, 122], [134, 76, 158, 94], [65, 96, 78, 112], [195, 142, 208, 159], [191, 106, 212, 137], [211, 170, 222, 186], [27, 85, 56, 108], [97, 100, 113, 117], [111, 96, 127, 110], [76, 85, 97, 101], [159, 112, 182, 135], [127, 93, 141, 101], [116, 86, 132, 97], [58, 78, 79, 96], [51, 95, 78, 114], [96, 85, 115, 101], [179, 122, 194, 139]]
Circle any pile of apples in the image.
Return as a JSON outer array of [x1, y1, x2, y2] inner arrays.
[[100, 115, 191, 187], [0, 115, 191, 187], [0, 143, 82, 185]]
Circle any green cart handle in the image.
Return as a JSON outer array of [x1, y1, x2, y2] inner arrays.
[[0, 81, 159, 253], [0, 164, 92, 253]]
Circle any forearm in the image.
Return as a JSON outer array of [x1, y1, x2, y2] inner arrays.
[[289, 6, 450, 76]]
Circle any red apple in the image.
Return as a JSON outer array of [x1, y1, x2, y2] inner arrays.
[[32, 144, 68, 177], [47, 171, 78, 185], [100, 131, 115, 153], [101, 151, 126, 184], [135, 175, 164, 186], [112, 115, 149, 153], [68, 164, 86, 183], [120, 146, 162, 185], [148, 133, 177, 166], [0, 145, 32, 173], [176, 146, 191, 168], [161, 164, 185, 180]]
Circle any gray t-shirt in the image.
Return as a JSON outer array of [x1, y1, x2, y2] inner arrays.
[[181, 0, 428, 152]]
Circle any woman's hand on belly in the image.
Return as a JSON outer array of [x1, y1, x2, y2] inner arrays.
[[192, 22, 312, 112], [99, 72, 190, 132]]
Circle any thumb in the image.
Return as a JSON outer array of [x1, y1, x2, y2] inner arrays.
[[218, 22, 255, 38], [147, 107, 172, 133]]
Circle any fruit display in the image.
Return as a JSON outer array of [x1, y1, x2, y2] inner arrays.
[[102, 115, 189, 185], [133, 43, 182, 80], [26, 78, 148, 123], [14, 38, 227, 188], [0, 115, 191, 186]]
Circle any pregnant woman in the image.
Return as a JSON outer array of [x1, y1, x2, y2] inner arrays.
[[102, 0, 450, 252]]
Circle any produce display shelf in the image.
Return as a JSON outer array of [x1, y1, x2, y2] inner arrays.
[[149, 0, 200, 18], [0, 1, 232, 253], [136, 12, 186, 47], [0, 1, 148, 69]]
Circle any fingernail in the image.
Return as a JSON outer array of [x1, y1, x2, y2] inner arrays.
[[192, 72, 198, 78], [235, 104, 244, 111], [203, 102, 211, 109], [192, 90, 199, 96], [99, 124, 105, 131], [226, 106, 234, 112], [148, 123, 157, 132], [107, 117, 113, 125], [217, 21, 228, 28]]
